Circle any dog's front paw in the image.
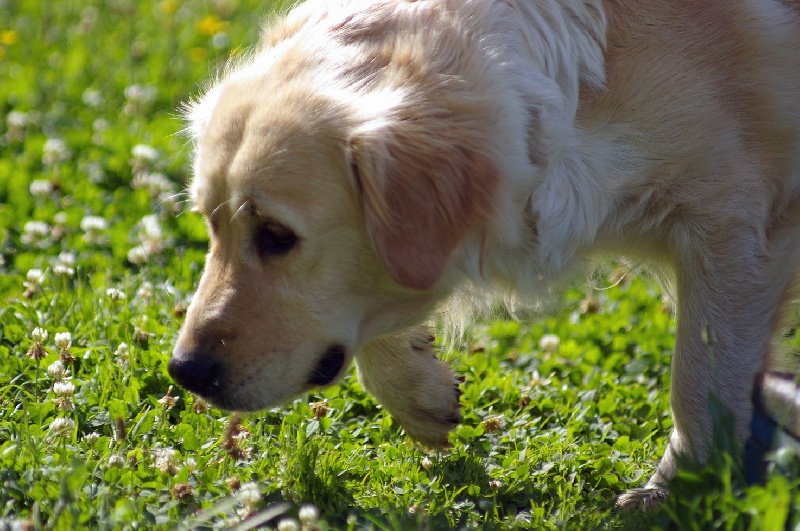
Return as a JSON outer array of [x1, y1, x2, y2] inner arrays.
[[355, 326, 463, 448], [615, 487, 669, 511]]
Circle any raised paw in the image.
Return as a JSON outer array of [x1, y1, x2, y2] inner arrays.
[[355, 325, 463, 447], [615, 487, 669, 511]]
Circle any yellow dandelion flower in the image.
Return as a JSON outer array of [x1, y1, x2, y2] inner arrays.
[[159, 0, 178, 15], [197, 15, 228, 37], [190, 47, 207, 63], [0, 31, 18, 46]]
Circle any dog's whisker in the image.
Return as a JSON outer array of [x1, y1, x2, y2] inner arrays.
[[209, 198, 236, 221], [230, 199, 253, 222]]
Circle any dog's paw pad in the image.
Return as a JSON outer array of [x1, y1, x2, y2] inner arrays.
[[615, 487, 669, 511]]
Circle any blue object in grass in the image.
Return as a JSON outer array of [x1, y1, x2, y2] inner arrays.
[[744, 372, 800, 485]]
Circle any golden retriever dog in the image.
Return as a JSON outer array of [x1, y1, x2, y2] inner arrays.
[[169, 0, 800, 508]]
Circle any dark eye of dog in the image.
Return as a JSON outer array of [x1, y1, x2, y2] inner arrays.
[[254, 221, 298, 257]]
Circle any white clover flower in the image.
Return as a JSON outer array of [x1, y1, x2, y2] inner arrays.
[[21, 220, 52, 247], [124, 84, 157, 115], [212, 32, 230, 49], [139, 214, 162, 234], [57, 252, 76, 267], [91, 119, 109, 147], [107, 454, 125, 468], [47, 360, 66, 379], [50, 417, 74, 435], [81, 215, 108, 244], [22, 220, 50, 235], [32, 327, 48, 342], [82, 88, 104, 108], [7, 110, 28, 129], [138, 214, 165, 255], [53, 212, 68, 226], [124, 84, 157, 104], [80, 215, 107, 232], [131, 144, 159, 163], [127, 245, 148, 265], [106, 288, 126, 301], [29, 179, 54, 197], [137, 281, 153, 299], [232, 429, 249, 445], [54, 331, 72, 350], [538, 333, 561, 353], [131, 172, 175, 196], [87, 161, 107, 183], [53, 264, 75, 277], [92, 118, 110, 132], [23, 220, 50, 236], [6, 111, 28, 142], [26, 269, 44, 287], [276, 519, 300, 531], [23, 268, 47, 296], [53, 381, 75, 397], [237, 482, 261, 507], [42, 138, 70, 165], [83, 432, 100, 444], [421, 456, 433, 470], [115, 342, 129, 357], [298, 504, 320, 526], [152, 447, 176, 474], [51, 248, 75, 277]]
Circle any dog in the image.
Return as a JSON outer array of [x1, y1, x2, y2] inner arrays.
[[168, 0, 800, 509]]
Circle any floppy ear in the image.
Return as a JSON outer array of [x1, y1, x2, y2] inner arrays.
[[349, 108, 500, 291]]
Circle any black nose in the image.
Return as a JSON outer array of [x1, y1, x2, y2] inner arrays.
[[308, 344, 346, 386], [168, 353, 222, 398]]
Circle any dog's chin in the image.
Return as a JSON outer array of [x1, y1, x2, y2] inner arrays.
[[198, 385, 306, 413], [181, 344, 349, 413]]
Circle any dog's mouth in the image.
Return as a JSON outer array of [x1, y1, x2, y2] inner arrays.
[[307, 344, 346, 386]]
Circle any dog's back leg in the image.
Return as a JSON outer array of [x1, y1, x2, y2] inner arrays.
[[619, 207, 800, 509]]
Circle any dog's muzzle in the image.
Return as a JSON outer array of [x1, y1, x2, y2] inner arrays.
[[307, 344, 346, 386]]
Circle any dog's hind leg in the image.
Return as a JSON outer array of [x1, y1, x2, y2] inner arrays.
[[618, 209, 800, 510], [354, 325, 463, 448]]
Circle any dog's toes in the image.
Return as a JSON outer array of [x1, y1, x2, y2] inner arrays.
[[615, 487, 669, 511], [355, 326, 465, 449], [399, 372, 463, 448]]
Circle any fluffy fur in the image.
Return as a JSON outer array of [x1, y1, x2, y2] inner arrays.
[[170, 0, 800, 509]]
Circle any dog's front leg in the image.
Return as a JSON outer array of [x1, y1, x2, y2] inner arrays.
[[354, 325, 463, 448]]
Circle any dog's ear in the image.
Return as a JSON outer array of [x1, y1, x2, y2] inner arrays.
[[349, 107, 500, 291]]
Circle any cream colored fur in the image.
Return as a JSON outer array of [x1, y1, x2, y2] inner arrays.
[[171, 0, 800, 508]]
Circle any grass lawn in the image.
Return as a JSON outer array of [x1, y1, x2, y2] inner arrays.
[[1, 1, 799, 529]]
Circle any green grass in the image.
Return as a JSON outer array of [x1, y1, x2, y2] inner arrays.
[[1, 1, 799, 529]]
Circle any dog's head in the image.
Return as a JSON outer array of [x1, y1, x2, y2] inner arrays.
[[169, 39, 501, 411]]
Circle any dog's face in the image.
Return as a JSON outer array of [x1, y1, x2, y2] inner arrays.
[[170, 82, 423, 410], [169, 66, 501, 411]]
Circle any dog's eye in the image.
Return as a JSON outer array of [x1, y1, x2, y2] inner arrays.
[[254, 221, 298, 257]]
